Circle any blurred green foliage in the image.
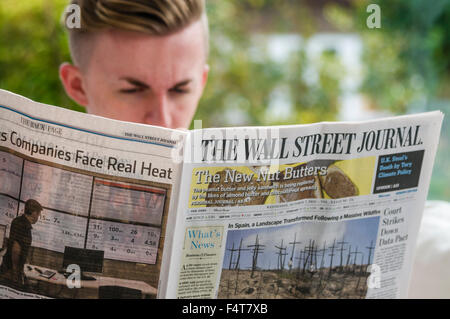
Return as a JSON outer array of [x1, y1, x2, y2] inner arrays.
[[0, 0, 83, 112], [325, 0, 450, 113], [0, 0, 343, 127], [197, 0, 343, 127], [1, 0, 448, 121]]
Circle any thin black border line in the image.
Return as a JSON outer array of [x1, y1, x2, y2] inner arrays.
[[84, 176, 96, 249], [16, 156, 24, 217]]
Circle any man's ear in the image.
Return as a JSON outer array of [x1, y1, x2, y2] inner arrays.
[[59, 63, 89, 107], [202, 64, 210, 88]]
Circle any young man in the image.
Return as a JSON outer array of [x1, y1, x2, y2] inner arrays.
[[60, 0, 209, 129], [0, 199, 43, 288]]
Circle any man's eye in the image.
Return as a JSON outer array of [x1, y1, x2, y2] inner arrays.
[[119, 87, 145, 94], [169, 87, 189, 94]]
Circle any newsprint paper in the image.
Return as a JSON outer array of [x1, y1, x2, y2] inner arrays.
[[0, 89, 443, 299]]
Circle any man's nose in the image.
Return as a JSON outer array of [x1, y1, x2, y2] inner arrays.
[[143, 94, 172, 128]]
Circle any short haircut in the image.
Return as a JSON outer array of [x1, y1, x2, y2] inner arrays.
[[24, 199, 43, 215], [65, 0, 208, 69]]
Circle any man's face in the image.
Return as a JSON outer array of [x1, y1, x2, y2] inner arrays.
[[60, 20, 208, 129], [29, 210, 41, 224]]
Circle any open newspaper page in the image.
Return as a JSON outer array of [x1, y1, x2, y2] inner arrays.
[[0, 90, 186, 299], [168, 112, 443, 299]]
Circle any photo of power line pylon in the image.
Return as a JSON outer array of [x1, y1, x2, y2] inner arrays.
[[218, 216, 380, 299], [248, 234, 265, 278]]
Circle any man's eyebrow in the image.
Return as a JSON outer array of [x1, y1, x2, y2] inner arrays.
[[119, 77, 149, 88]]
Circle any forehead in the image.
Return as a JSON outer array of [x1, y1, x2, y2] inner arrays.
[[86, 21, 206, 86]]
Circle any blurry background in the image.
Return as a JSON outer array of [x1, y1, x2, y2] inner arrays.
[[0, 0, 448, 200]]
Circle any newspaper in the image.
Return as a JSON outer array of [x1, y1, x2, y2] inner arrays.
[[0, 89, 443, 299]]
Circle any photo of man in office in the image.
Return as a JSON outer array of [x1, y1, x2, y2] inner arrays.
[[0, 199, 42, 289]]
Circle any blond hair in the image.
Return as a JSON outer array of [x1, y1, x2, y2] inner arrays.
[[65, 0, 208, 68]]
